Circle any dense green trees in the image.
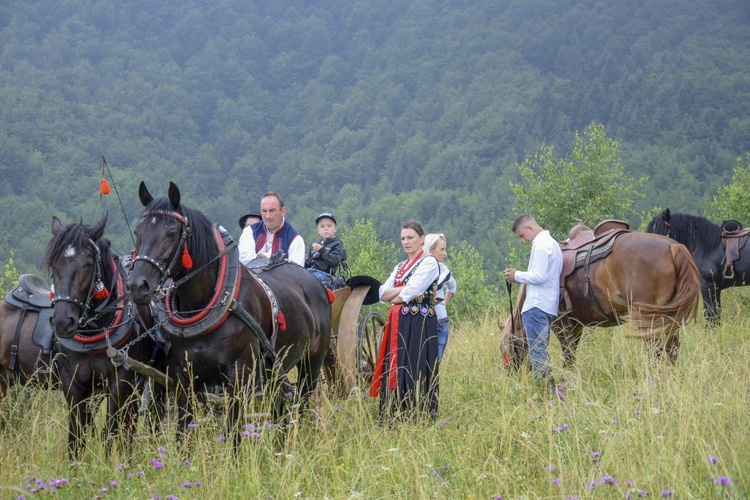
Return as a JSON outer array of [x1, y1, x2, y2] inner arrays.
[[0, 0, 748, 284]]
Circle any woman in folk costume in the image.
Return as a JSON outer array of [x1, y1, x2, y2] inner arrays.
[[370, 220, 440, 421]]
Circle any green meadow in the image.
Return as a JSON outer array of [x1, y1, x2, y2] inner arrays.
[[1, 295, 748, 499]]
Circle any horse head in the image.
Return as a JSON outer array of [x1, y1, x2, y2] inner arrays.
[[500, 283, 528, 370], [45, 213, 111, 339], [646, 208, 671, 237], [128, 181, 216, 306]]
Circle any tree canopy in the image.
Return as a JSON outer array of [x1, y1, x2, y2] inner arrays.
[[0, 0, 748, 277]]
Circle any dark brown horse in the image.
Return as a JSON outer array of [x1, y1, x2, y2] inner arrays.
[[0, 277, 58, 403], [501, 231, 701, 370], [647, 209, 750, 324], [44, 214, 166, 459], [126, 182, 331, 450]]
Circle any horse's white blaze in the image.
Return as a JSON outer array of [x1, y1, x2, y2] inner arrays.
[[150, 216, 158, 225], [63, 245, 76, 258]]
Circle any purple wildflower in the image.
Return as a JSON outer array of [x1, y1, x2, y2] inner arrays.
[[183, 481, 192, 488], [18, 495, 24, 500], [101, 487, 108, 493], [194, 481, 203, 487], [116, 464, 125, 472], [551, 478, 561, 486], [714, 476, 731, 486], [545, 464, 556, 472], [494, 497, 502, 500], [591, 451, 601, 461], [150, 459, 164, 470], [635, 409, 642, 416], [707, 455, 718, 464], [110, 481, 117, 487], [158, 446, 166, 452], [187, 422, 199, 429], [136, 470, 144, 477], [599, 476, 617, 485], [635, 395, 642, 401], [584, 402, 593, 407], [183, 460, 191, 467], [638, 491, 649, 497], [587, 480, 597, 490], [218, 435, 227, 441], [244, 423, 255, 430], [662, 489, 671, 497], [127, 473, 133, 479], [611, 419, 619, 424]]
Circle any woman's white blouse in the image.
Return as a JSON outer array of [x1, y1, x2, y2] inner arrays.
[[379, 255, 440, 303]]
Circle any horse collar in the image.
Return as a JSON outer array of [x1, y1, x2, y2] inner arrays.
[[158, 226, 242, 338]]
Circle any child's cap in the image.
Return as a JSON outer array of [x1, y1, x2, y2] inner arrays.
[[315, 212, 337, 225]]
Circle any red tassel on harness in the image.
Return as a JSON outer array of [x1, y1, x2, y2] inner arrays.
[[277, 311, 287, 332], [49, 291, 54, 300], [93, 280, 110, 299], [326, 289, 335, 304], [502, 353, 510, 369], [181, 241, 193, 269]]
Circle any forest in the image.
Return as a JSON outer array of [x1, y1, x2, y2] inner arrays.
[[0, 0, 749, 275]]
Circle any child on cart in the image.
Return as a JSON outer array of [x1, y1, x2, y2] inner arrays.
[[306, 212, 347, 288]]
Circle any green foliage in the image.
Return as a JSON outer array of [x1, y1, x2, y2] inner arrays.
[[705, 153, 750, 223], [0, 0, 748, 275], [338, 219, 398, 282], [0, 250, 21, 296], [511, 123, 648, 239], [443, 240, 500, 320]]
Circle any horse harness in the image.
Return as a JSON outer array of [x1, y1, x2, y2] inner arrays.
[[559, 220, 631, 323], [144, 210, 291, 388]]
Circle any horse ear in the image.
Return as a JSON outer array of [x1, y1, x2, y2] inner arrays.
[[168, 181, 181, 209], [665, 208, 671, 220], [139, 181, 153, 207], [90, 212, 108, 241], [52, 216, 62, 235]]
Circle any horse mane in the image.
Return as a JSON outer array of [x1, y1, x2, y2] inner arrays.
[[43, 222, 113, 272], [647, 210, 722, 257], [43, 222, 116, 291], [144, 197, 218, 269]]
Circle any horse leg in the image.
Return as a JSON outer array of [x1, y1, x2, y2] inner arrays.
[[555, 324, 583, 372], [67, 389, 93, 460], [702, 282, 720, 326], [106, 378, 138, 458]]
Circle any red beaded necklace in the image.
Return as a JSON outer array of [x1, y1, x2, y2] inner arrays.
[[395, 250, 423, 284]]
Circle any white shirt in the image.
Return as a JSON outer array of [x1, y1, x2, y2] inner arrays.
[[379, 254, 440, 304], [515, 230, 563, 316], [434, 263, 456, 321], [238, 220, 306, 267]]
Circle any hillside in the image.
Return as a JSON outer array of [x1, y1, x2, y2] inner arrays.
[[0, 0, 748, 272]]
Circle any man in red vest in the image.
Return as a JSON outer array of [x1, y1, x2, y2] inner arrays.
[[238, 193, 305, 266]]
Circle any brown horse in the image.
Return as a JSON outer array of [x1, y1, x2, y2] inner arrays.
[[0, 277, 58, 403], [45, 214, 166, 459], [126, 182, 331, 451], [501, 231, 701, 370]]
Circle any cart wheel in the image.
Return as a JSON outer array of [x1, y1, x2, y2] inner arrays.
[[357, 311, 385, 386]]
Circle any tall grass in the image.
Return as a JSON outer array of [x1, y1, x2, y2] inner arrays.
[[1, 300, 748, 498]]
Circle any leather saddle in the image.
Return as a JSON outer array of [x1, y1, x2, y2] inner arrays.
[[246, 250, 289, 275], [558, 220, 630, 313], [4, 274, 55, 371], [720, 220, 750, 279]]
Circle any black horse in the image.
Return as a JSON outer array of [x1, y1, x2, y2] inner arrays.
[[126, 182, 331, 451], [44, 214, 166, 459], [647, 208, 750, 324]]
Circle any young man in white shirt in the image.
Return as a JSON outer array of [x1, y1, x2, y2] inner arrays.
[[503, 215, 563, 388]]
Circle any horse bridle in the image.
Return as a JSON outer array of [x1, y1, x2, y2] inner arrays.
[[132, 209, 191, 290], [51, 238, 110, 327]]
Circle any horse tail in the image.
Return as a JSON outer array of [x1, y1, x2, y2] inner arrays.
[[629, 242, 701, 337]]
